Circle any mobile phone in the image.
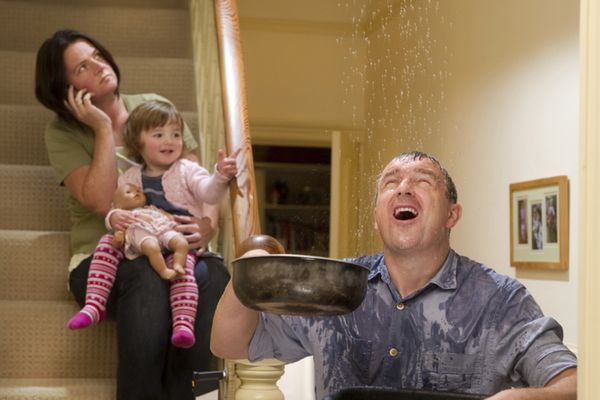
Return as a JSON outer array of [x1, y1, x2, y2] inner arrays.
[[63, 85, 81, 100]]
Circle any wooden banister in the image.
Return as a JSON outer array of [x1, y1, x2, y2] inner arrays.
[[214, 0, 261, 248], [213, 1, 286, 399]]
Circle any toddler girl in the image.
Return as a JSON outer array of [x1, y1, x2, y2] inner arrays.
[[68, 99, 239, 348]]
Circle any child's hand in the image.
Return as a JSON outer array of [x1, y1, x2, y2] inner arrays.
[[216, 148, 241, 180], [109, 209, 136, 232]]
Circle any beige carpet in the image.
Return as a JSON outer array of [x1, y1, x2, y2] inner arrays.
[[0, 0, 199, 398]]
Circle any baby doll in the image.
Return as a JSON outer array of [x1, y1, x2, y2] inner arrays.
[[110, 183, 188, 280]]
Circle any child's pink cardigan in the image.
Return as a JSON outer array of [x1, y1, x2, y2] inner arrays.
[[105, 159, 230, 229]]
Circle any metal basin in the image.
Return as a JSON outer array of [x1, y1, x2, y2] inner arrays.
[[232, 254, 369, 315], [324, 387, 485, 400]]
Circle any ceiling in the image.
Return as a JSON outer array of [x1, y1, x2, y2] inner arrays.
[[236, 0, 378, 25]]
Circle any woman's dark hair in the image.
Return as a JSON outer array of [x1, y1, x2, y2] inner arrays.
[[34, 29, 120, 124]]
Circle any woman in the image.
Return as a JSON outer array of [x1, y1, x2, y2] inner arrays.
[[35, 29, 229, 399]]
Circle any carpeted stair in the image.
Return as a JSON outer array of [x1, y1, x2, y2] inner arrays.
[[0, 0, 202, 398]]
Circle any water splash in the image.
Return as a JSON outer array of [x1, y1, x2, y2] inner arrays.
[[336, 0, 454, 255]]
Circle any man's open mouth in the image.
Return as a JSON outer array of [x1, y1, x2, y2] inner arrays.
[[394, 207, 418, 221]]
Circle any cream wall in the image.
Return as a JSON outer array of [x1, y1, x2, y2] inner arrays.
[[360, 0, 579, 347], [237, 15, 366, 400], [239, 20, 365, 129], [578, 0, 600, 395]]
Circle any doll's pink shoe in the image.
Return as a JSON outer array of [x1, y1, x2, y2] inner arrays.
[[171, 330, 195, 348]]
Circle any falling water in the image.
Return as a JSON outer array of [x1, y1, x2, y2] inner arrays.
[[336, 0, 453, 255]]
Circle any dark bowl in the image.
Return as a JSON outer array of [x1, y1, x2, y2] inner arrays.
[[323, 387, 485, 400], [232, 254, 369, 315]]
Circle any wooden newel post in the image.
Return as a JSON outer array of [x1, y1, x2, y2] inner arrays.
[[214, 0, 286, 399]]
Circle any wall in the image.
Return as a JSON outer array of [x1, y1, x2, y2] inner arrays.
[[239, 20, 365, 129], [578, 0, 600, 394], [359, 0, 580, 347]]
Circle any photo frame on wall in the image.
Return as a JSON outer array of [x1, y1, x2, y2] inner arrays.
[[509, 176, 569, 270]]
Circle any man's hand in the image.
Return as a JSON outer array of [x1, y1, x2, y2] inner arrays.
[[242, 249, 269, 258], [485, 368, 576, 400]]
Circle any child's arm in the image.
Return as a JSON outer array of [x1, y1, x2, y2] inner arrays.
[[185, 148, 240, 204]]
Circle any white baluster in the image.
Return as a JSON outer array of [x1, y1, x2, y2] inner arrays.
[[234, 359, 285, 400]]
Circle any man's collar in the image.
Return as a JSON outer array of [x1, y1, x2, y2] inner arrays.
[[428, 249, 458, 290], [369, 249, 458, 291], [367, 253, 386, 281]]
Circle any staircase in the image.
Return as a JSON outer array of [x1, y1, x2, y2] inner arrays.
[[0, 0, 202, 398]]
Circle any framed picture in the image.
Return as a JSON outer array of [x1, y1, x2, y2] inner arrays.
[[509, 176, 569, 270]]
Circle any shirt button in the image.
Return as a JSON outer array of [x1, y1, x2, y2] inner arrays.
[[396, 302, 406, 310], [389, 347, 399, 357]]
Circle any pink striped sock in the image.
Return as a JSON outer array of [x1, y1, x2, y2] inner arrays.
[[168, 252, 198, 348], [68, 233, 123, 330]]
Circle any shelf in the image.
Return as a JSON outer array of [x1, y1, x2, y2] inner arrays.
[[263, 204, 329, 211], [253, 145, 331, 257], [255, 161, 330, 172]]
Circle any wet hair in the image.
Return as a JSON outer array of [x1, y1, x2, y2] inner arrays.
[[34, 29, 121, 124], [123, 100, 186, 164], [376, 151, 458, 204]]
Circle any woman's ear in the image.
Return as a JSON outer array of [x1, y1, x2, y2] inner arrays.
[[446, 203, 462, 229]]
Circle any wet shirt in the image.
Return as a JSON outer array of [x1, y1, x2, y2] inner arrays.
[[248, 250, 577, 400]]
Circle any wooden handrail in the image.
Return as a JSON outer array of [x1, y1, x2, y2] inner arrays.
[[214, 0, 261, 248], [213, 2, 286, 399]]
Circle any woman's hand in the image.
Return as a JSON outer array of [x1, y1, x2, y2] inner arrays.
[[216, 148, 241, 180], [63, 85, 112, 133], [109, 209, 136, 232], [173, 215, 215, 254]]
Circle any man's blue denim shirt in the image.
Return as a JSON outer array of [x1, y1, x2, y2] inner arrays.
[[248, 250, 576, 399]]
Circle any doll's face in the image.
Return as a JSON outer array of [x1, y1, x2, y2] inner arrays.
[[112, 184, 146, 210]]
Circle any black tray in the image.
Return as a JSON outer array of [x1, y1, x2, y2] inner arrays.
[[323, 387, 485, 400]]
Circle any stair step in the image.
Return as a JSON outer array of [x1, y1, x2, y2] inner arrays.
[[0, 105, 199, 166], [0, 230, 71, 301], [0, 105, 51, 165], [7, 0, 188, 8], [0, 0, 191, 58], [0, 300, 117, 379], [0, 378, 115, 400], [0, 0, 205, 396], [119, 58, 197, 112], [1, 50, 196, 111], [0, 164, 70, 231]]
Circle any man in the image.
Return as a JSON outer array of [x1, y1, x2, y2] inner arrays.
[[211, 151, 577, 399]]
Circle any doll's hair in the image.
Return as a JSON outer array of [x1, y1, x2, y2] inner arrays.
[[123, 100, 186, 164]]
